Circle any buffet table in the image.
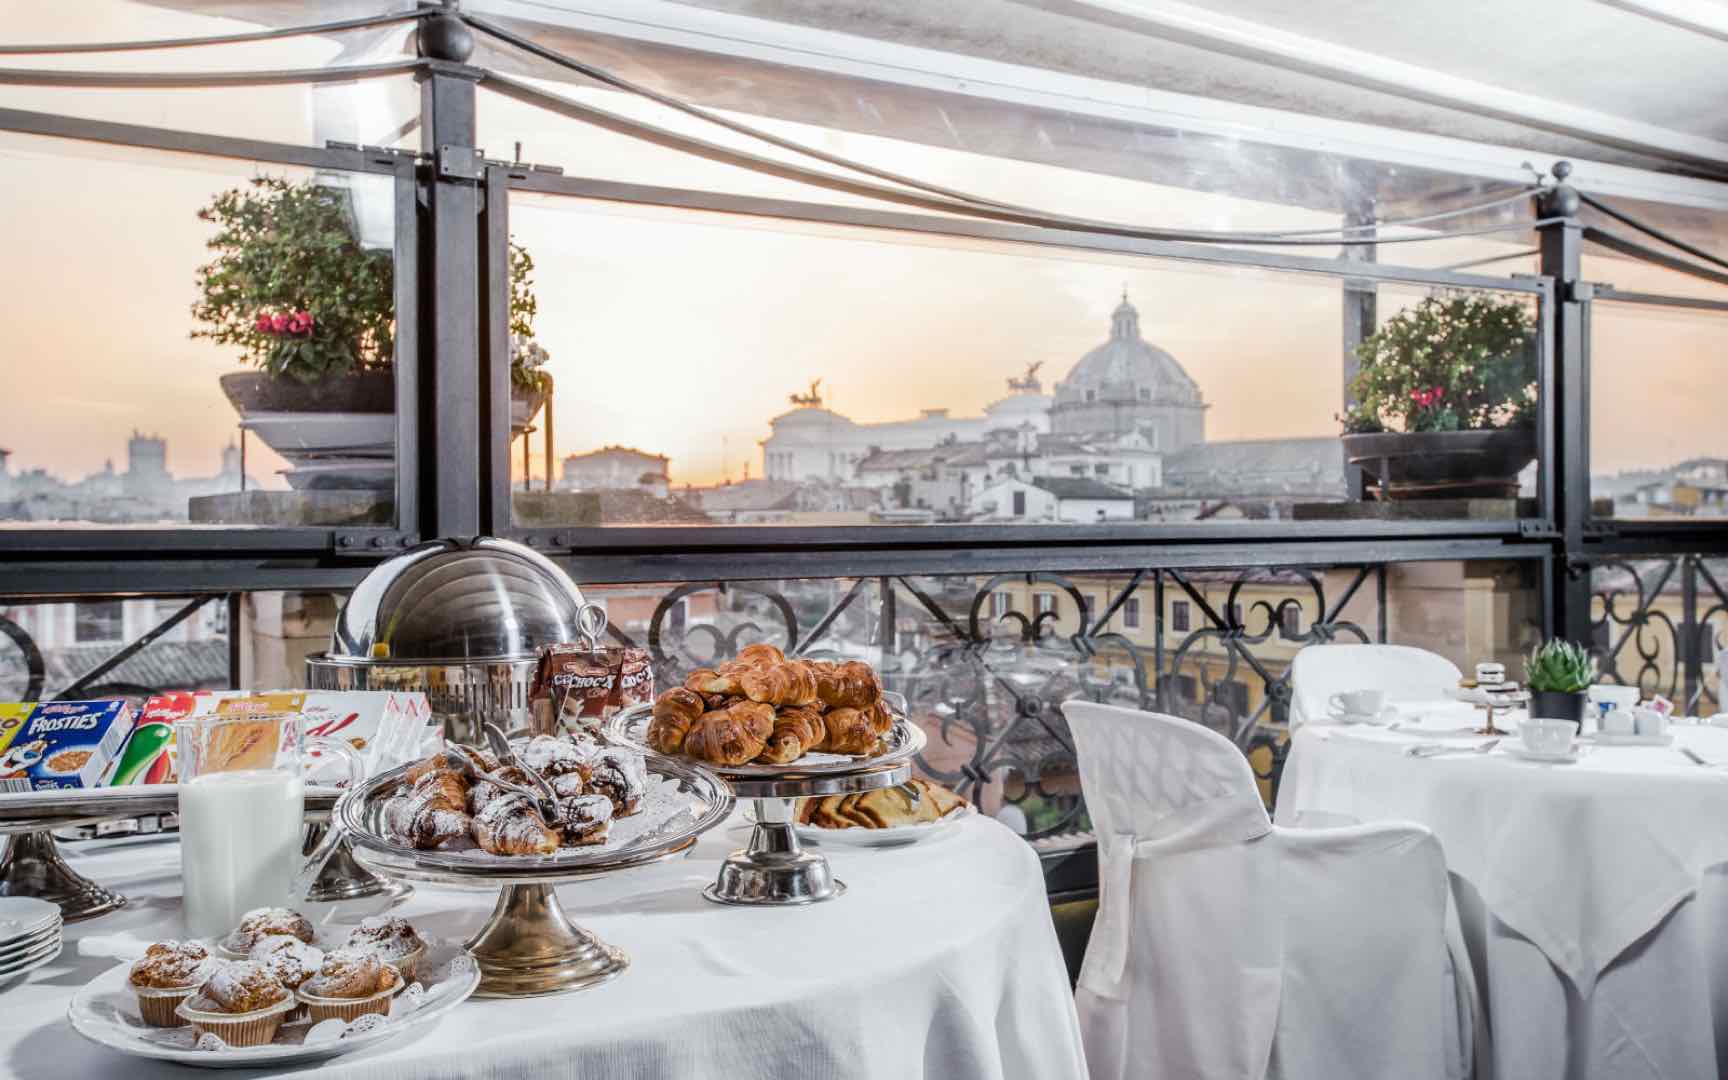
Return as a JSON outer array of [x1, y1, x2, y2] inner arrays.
[[1276, 709, 1728, 1080], [2, 812, 1086, 1079]]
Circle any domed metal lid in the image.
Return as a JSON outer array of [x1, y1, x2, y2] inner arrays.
[[328, 537, 587, 662]]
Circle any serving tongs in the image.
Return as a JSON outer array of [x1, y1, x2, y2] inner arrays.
[[481, 721, 563, 820], [443, 737, 561, 821]]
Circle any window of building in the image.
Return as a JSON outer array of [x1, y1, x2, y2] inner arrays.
[[1035, 592, 1056, 616], [1012, 491, 1026, 516], [1080, 593, 1095, 625], [990, 591, 1011, 619], [1171, 600, 1191, 633], [1228, 602, 1244, 627], [1280, 605, 1301, 639], [1139, 387, 1151, 401], [1214, 680, 1251, 715], [1069, 465, 1085, 475], [74, 601, 123, 644], [1085, 389, 1096, 402], [1172, 674, 1198, 702], [1094, 464, 1109, 476], [1124, 597, 1141, 629]]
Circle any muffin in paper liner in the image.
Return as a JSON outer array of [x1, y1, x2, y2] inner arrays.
[[131, 983, 197, 1029], [375, 943, 425, 983], [174, 993, 296, 1048], [295, 966, 402, 1025]]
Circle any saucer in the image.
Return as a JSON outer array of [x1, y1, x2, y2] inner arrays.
[[1503, 744, 1582, 764], [1591, 731, 1673, 747], [1327, 704, 1399, 726]]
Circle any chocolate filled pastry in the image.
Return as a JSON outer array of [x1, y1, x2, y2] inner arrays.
[[549, 771, 588, 799], [517, 733, 590, 778], [471, 793, 560, 856], [552, 793, 614, 846], [679, 700, 774, 766], [586, 747, 647, 815], [464, 765, 530, 816]]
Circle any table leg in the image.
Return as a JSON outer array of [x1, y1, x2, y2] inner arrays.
[[0, 830, 126, 922], [464, 881, 629, 998], [703, 797, 845, 906]]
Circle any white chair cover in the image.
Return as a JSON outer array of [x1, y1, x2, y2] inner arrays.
[[1064, 702, 1462, 1080], [1290, 644, 1463, 728]]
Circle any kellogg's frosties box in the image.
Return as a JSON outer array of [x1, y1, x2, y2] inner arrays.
[[0, 700, 135, 791]]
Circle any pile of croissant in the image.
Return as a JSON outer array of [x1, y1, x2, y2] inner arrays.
[[381, 732, 647, 857], [648, 644, 893, 767], [797, 779, 969, 829]]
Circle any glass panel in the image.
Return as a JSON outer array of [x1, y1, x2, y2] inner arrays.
[[1589, 300, 1728, 519], [580, 558, 1539, 837], [0, 2, 419, 150], [1590, 557, 1726, 718], [0, 595, 233, 701], [0, 134, 399, 528], [505, 191, 1540, 529]]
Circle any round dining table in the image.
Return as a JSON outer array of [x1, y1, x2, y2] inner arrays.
[[1277, 704, 1728, 1080], [0, 811, 1086, 1080]]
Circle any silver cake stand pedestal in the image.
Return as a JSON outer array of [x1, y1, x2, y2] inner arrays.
[[706, 762, 912, 907], [338, 754, 732, 999]]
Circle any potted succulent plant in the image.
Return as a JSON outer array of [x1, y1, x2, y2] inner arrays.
[[1525, 640, 1596, 726], [1340, 293, 1539, 500], [193, 177, 548, 490]]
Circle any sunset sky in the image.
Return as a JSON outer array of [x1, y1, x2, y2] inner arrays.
[[2, 0, 1723, 509]]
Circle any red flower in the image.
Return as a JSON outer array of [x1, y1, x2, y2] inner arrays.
[[270, 313, 289, 334], [254, 311, 274, 334], [1432, 385, 1445, 400]]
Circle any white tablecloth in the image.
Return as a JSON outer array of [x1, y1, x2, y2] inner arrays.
[[2, 814, 1086, 1080], [1277, 708, 1728, 1079]]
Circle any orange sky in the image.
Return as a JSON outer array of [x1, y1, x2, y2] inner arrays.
[[1, 0, 1723, 501]]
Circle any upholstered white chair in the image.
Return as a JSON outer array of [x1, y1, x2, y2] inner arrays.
[[1289, 644, 1463, 729], [1062, 701, 1472, 1080]]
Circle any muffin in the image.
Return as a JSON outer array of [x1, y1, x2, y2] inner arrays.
[[343, 916, 427, 981], [221, 907, 315, 955], [295, 948, 403, 1024], [248, 935, 324, 993], [174, 961, 294, 1047], [128, 940, 211, 1028]]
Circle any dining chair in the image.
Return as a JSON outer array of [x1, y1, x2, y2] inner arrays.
[[1062, 701, 1471, 1080], [1289, 644, 1463, 728]]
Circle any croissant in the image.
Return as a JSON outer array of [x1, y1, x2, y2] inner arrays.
[[685, 668, 744, 697], [648, 688, 706, 753], [409, 769, 468, 814], [819, 703, 891, 755], [739, 661, 820, 708], [552, 793, 614, 846], [735, 643, 785, 667], [471, 794, 559, 856], [812, 660, 882, 709], [465, 765, 530, 816], [681, 701, 775, 766], [757, 705, 827, 765]]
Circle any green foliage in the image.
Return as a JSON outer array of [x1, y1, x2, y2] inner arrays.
[[1524, 639, 1596, 693], [191, 176, 546, 387], [1341, 293, 1537, 435]]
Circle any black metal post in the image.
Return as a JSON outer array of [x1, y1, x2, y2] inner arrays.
[[480, 165, 513, 530], [1341, 194, 1377, 501], [416, 13, 483, 539], [1536, 163, 1593, 643]]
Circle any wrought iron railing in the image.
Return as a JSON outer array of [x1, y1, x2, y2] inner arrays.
[[1590, 556, 1726, 717]]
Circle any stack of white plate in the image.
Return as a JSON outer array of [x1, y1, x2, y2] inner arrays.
[[0, 897, 63, 987]]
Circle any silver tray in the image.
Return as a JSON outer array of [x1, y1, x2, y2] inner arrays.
[[336, 753, 732, 886], [604, 701, 927, 780]]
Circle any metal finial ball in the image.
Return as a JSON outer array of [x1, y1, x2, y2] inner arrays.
[[418, 14, 474, 62], [1551, 160, 1573, 181], [1544, 185, 1581, 217]]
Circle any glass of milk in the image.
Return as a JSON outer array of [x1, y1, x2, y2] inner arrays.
[[174, 713, 362, 939]]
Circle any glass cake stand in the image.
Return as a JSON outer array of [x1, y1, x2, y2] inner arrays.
[[607, 705, 926, 906], [337, 752, 732, 998]]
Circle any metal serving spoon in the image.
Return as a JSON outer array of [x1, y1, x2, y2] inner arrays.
[[441, 740, 554, 811], [480, 722, 562, 820]]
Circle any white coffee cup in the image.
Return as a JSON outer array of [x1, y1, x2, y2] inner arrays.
[[1521, 717, 1576, 756], [1588, 684, 1640, 712], [1634, 707, 1670, 738], [1600, 708, 1637, 736], [1329, 689, 1386, 719]]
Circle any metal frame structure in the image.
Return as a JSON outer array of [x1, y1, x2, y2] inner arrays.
[[0, 22, 1714, 687]]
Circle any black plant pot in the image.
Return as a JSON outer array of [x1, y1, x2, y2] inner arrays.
[[1529, 690, 1587, 725], [1341, 428, 1537, 500]]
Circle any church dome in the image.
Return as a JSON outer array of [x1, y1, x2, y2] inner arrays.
[[1054, 296, 1201, 408]]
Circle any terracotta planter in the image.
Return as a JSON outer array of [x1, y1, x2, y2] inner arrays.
[[1342, 428, 1537, 500]]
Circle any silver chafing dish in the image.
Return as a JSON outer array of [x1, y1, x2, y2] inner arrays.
[[306, 536, 592, 743]]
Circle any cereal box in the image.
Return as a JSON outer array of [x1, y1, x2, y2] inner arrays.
[[0, 700, 136, 791], [214, 690, 436, 781], [107, 692, 200, 786]]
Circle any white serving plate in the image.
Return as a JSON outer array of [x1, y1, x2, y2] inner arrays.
[[748, 802, 975, 849], [1502, 744, 1584, 764], [0, 897, 60, 945], [68, 940, 478, 1069]]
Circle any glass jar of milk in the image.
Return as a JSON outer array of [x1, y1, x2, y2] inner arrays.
[[174, 713, 362, 939]]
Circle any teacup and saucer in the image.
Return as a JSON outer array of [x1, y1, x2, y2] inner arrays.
[[1327, 689, 1396, 726], [1504, 717, 1582, 763]]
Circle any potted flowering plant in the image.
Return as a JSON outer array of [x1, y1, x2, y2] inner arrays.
[[194, 177, 548, 489], [1339, 293, 1538, 500]]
